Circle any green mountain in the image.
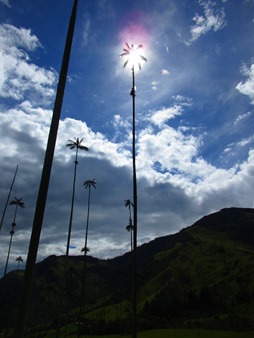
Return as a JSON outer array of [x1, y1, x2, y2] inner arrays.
[[0, 207, 254, 335]]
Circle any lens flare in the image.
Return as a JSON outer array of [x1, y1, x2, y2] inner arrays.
[[118, 11, 151, 66], [118, 11, 152, 69], [119, 23, 150, 48]]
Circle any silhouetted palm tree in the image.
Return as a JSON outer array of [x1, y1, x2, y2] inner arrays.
[[0, 164, 18, 232], [125, 199, 134, 251], [3, 197, 25, 277], [16, 256, 24, 270], [14, 2, 79, 337], [77, 179, 96, 338], [66, 137, 88, 257], [83, 179, 96, 254], [120, 43, 147, 338]]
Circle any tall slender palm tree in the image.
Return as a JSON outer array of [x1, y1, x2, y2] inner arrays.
[[120, 42, 147, 338], [0, 164, 19, 232], [83, 179, 96, 256], [77, 179, 96, 338], [3, 197, 25, 278], [66, 137, 88, 257], [125, 199, 134, 251], [14, 2, 79, 337], [16, 256, 24, 270]]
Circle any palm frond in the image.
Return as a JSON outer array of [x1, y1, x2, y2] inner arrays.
[[139, 55, 147, 62], [124, 199, 131, 208], [123, 59, 129, 68], [79, 145, 89, 151], [126, 42, 131, 50], [66, 139, 75, 144], [120, 52, 129, 57], [66, 143, 75, 148]]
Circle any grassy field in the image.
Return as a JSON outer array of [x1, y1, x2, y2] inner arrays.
[[69, 330, 254, 338], [135, 329, 254, 338], [1, 328, 252, 338], [58, 329, 254, 338]]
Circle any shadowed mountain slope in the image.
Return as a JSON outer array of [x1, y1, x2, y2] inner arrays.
[[0, 207, 253, 334]]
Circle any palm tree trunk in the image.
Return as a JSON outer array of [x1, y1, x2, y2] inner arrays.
[[131, 66, 138, 338], [131, 229, 133, 252], [77, 251, 87, 338], [0, 164, 18, 232], [66, 148, 78, 257], [3, 232, 14, 278], [13, 204, 18, 224], [13, 2, 78, 337], [77, 186, 91, 338], [85, 186, 91, 256]]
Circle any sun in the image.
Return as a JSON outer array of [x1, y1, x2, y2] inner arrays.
[[120, 43, 147, 71]]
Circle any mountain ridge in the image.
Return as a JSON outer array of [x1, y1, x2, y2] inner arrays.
[[0, 207, 253, 335]]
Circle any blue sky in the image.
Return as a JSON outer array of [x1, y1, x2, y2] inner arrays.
[[0, 0, 254, 274]]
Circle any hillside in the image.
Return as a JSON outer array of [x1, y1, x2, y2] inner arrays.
[[0, 207, 253, 335]]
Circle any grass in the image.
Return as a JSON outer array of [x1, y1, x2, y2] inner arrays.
[[135, 329, 254, 338], [1, 328, 253, 338], [76, 330, 254, 338]]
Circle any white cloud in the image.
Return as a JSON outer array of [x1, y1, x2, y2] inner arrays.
[[151, 81, 158, 90], [188, 0, 226, 43], [161, 69, 170, 75], [0, 0, 11, 7], [223, 136, 254, 155], [1, 92, 254, 274], [0, 24, 57, 102], [150, 105, 183, 127], [236, 63, 254, 104], [82, 19, 91, 46], [234, 111, 252, 125]]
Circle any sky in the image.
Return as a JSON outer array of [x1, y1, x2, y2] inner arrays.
[[0, 0, 254, 275]]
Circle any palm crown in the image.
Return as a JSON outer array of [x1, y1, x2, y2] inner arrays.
[[83, 179, 96, 189], [9, 197, 25, 223], [9, 197, 25, 208], [120, 42, 147, 70], [66, 137, 88, 152]]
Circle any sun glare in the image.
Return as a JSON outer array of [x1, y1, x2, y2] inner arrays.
[[120, 43, 147, 71]]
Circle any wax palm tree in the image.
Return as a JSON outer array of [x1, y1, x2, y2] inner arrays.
[[77, 179, 96, 338], [14, 2, 79, 337], [0, 164, 18, 232], [83, 179, 96, 254], [66, 137, 89, 257], [125, 199, 134, 251], [3, 197, 25, 278], [120, 43, 147, 338], [16, 256, 24, 270]]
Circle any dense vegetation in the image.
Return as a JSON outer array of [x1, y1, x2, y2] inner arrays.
[[0, 207, 253, 337]]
